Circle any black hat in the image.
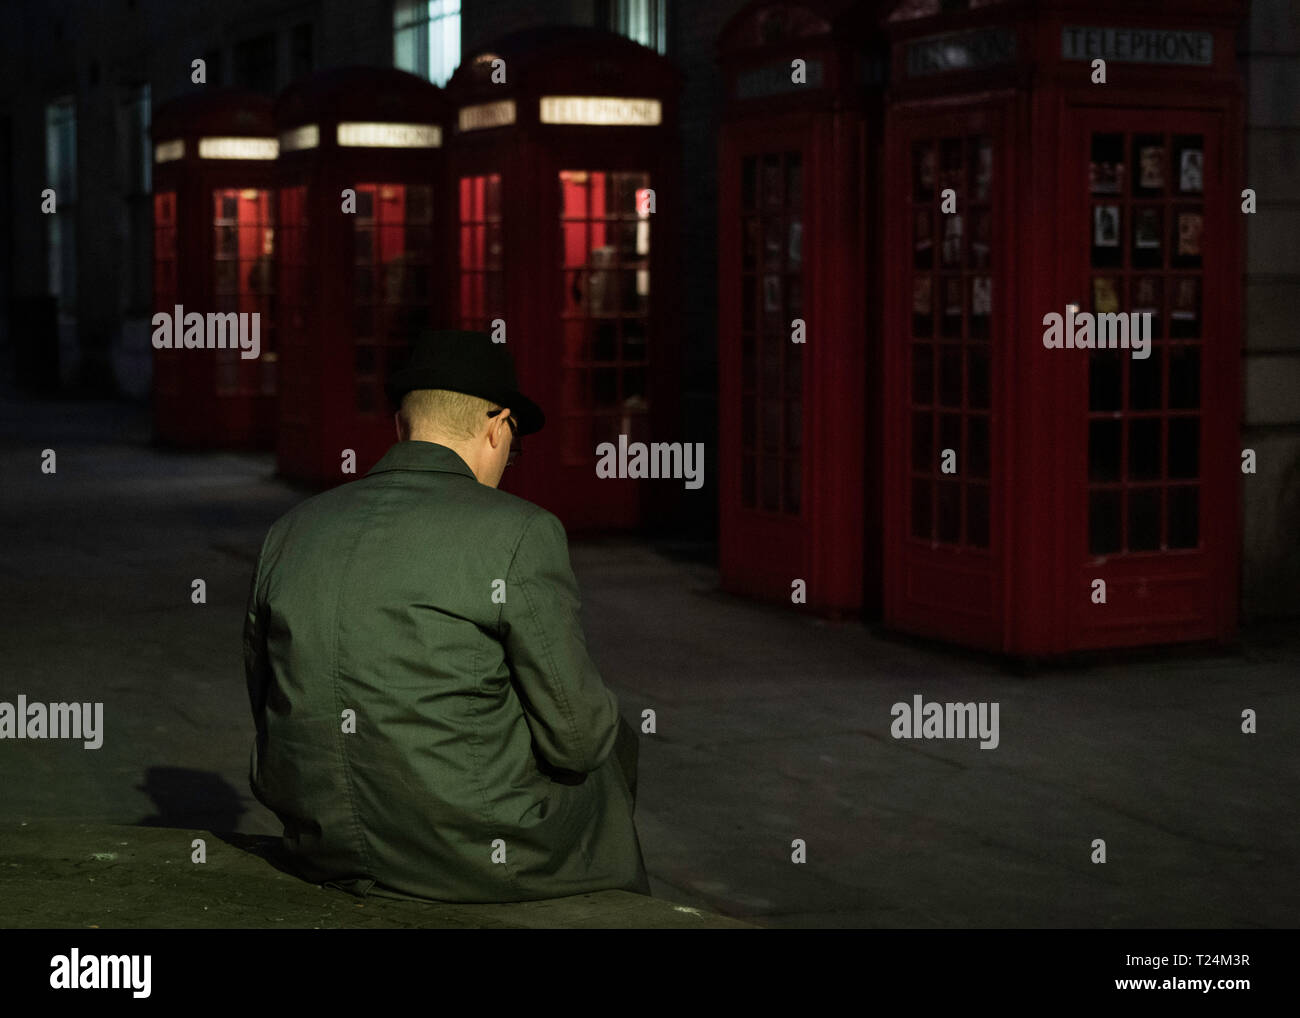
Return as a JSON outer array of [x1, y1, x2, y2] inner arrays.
[[386, 329, 545, 435]]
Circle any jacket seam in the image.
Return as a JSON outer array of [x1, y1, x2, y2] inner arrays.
[[512, 511, 587, 771], [331, 478, 387, 880]]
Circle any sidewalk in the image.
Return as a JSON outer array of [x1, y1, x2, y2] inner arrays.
[[2, 397, 1298, 928]]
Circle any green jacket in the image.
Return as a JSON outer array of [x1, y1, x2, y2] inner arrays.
[[243, 440, 649, 902]]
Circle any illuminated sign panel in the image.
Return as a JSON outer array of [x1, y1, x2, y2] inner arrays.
[[198, 137, 279, 160], [280, 124, 320, 152], [154, 139, 185, 163], [458, 100, 517, 132], [336, 122, 442, 148], [538, 96, 662, 127]]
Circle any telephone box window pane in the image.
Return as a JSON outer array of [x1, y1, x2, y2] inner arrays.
[[912, 344, 933, 405], [940, 215, 963, 269], [969, 136, 992, 203], [1170, 277, 1200, 338], [1129, 348, 1162, 411], [1169, 346, 1201, 408], [786, 154, 802, 209], [1089, 490, 1121, 555], [761, 155, 781, 209], [784, 458, 801, 514], [1173, 135, 1204, 195], [786, 399, 801, 452], [968, 416, 989, 479], [1131, 206, 1163, 269], [1089, 133, 1124, 196], [593, 322, 616, 361], [969, 276, 991, 339], [912, 411, 933, 471], [911, 478, 932, 539], [967, 348, 990, 409], [1168, 418, 1200, 478], [914, 208, 933, 270], [1168, 486, 1199, 548], [940, 277, 963, 337], [913, 141, 934, 202], [594, 367, 617, 408], [1090, 420, 1121, 482], [937, 481, 961, 544], [1128, 489, 1161, 551], [912, 278, 933, 337], [1090, 350, 1122, 412], [967, 484, 989, 548], [1128, 418, 1161, 481], [1172, 206, 1203, 270], [785, 343, 802, 396], [761, 399, 781, 454], [1091, 205, 1122, 268], [939, 414, 961, 468], [1132, 134, 1165, 197], [742, 155, 756, 210], [939, 346, 962, 407]]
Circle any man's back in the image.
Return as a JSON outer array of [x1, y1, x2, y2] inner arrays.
[[243, 440, 649, 902]]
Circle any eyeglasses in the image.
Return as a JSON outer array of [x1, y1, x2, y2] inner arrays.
[[486, 408, 521, 465]]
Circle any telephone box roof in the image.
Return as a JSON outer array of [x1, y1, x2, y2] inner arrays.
[[275, 66, 447, 129]]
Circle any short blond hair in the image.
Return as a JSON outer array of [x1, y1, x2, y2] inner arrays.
[[399, 388, 497, 441]]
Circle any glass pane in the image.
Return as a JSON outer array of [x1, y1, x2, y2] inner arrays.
[[1129, 347, 1162, 411], [1091, 205, 1122, 268], [1089, 490, 1122, 555], [939, 346, 962, 407], [912, 411, 933, 471], [1128, 418, 1162, 480], [914, 208, 933, 270], [968, 417, 989, 479], [1169, 418, 1200, 478], [967, 348, 990, 409], [912, 278, 933, 337], [1089, 133, 1124, 196], [937, 481, 961, 543], [1129, 489, 1161, 551], [1172, 207, 1203, 269], [1168, 486, 1199, 548], [940, 276, 963, 337], [912, 344, 933, 404], [1090, 350, 1122, 412], [1132, 206, 1163, 269], [1089, 420, 1122, 482], [784, 457, 801, 514], [913, 141, 935, 202], [761, 457, 780, 511], [1168, 346, 1201, 408], [1173, 135, 1204, 195], [1132, 135, 1166, 197]]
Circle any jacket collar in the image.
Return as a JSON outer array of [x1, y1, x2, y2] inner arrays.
[[366, 441, 476, 480]]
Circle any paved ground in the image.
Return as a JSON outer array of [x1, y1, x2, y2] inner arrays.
[[2, 396, 1298, 928]]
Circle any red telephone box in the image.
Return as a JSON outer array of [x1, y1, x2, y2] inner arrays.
[[444, 28, 682, 532], [273, 67, 449, 485], [717, 1, 884, 616], [880, 0, 1245, 656], [151, 90, 278, 449]]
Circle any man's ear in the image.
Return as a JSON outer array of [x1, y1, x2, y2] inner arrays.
[[394, 410, 404, 442]]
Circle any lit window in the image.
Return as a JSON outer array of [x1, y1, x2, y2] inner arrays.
[[605, 0, 668, 55], [45, 97, 77, 306], [393, 0, 461, 87]]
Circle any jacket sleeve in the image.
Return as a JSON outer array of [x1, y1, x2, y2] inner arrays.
[[500, 510, 620, 774], [242, 541, 270, 798]]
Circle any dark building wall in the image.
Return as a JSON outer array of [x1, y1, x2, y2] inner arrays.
[[1240, 1, 1300, 618]]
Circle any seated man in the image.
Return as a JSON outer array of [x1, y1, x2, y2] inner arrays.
[[242, 329, 650, 903]]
